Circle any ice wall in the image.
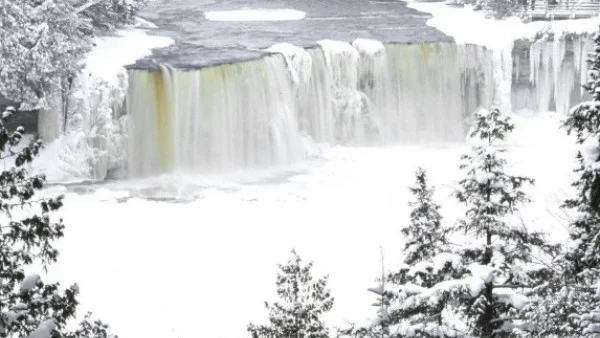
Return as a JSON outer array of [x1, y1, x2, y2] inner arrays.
[[512, 34, 593, 114]]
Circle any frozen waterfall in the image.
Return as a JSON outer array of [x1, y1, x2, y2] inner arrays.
[[127, 57, 305, 177], [120, 35, 592, 177]]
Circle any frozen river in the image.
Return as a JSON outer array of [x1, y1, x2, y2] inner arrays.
[[133, 0, 450, 67]]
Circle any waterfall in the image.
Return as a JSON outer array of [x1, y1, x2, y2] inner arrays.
[[512, 35, 592, 114], [127, 55, 305, 177], [125, 41, 500, 176], [120, 36, 592, 177]]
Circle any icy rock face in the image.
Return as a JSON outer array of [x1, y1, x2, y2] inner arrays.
[[512, 35, 593, 114], [36, 71, 129, 181]]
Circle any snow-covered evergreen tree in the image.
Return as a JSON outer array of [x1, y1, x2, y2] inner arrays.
[[343, 169, 463, 338], [248, 250, 334, 338], [0, 0, 90, 110], [386, 169, 464, 337], [530, 29, 600, 338], [450, 107, 550, 337], [76, 0, 148, 34], [0, 0, 148, 110], [481, 0, 520, 19], [0, 106, 114, 338], [342, 249, 391, 338]]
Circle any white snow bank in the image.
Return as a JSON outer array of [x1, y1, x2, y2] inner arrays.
[[265, 43, 313, 85], [317, 40, 360, 67], [407, 2, 599, 50], [27, 320, 56, 338], [84, 27, 173, 85], [352, 38, 385, 55], [580, 136, 600, 167], [32, 132, 96, 183], [204, 9, 306, 22]]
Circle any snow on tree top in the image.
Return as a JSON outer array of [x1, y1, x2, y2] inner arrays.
[[20, 274, 40, 292]]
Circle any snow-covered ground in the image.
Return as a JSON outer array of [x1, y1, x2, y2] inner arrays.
[[39, 111, 576, 338], [407, 1, 599, 50], [27, 4, 595, 338], [84, 23, 173, 85]]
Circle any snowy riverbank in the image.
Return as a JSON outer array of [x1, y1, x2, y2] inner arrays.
[[407, 1, 600, 50]]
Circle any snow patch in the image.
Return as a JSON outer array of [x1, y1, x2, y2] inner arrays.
[[352, 38, 385, 56], [469, 264, 495, 284], [27, 319, 56, 338], [204, 9, 306, 22], [580, 136, 600, 167], [407, 2, 599, 51], [20, 274, 40, 292], [84, 27, 173, 85]]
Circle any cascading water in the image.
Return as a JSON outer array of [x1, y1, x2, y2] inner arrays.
[[120, 36, 592, 177], [512, 35, 593, 114], [127, 56, 304, 177]]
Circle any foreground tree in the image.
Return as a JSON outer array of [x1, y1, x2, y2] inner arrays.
[[451, 107, 552, 337], [524, 29, 600, 338], [0, 0, 149, 110], [386, 168, 463, 337], [344, 169, 463, 338], [440, 107, 546, 336], [0, 106, 114, 338], [248, 250, 334, 338]]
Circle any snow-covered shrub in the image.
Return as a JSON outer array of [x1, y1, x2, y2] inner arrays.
[[342, 169, 464, 338], [0, 1, 90, 110], [248, 250, 334, 338], [0, 107, 115, 338], [77, 0, 148, 34]]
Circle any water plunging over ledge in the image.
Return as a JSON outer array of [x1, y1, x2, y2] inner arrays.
[[35, 34, 592, 181]]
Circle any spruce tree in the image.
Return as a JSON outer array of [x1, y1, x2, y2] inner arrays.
[[387, 169, 464, 337], [344, 169, 463, 338], [400, 168, 447, 267], [0, 106, 114, 338], [537, 29, 600, 337], [450, 107, 549, 337], [248, 250, 334, 338]]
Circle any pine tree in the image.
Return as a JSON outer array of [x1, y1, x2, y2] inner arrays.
[[0, 0, 91, 110], [400, 169, 447, 268], [343, 249, 391, 338], [386, 169, 464, 337], [450, 107, 550, 337], [344, 169, 463, 338], [76, 0, 148, 34], [544, 29, 600, 337], [248, 250, 334, 338], [0, 106, 115, 338]]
